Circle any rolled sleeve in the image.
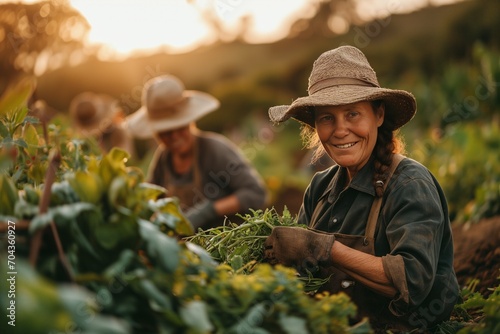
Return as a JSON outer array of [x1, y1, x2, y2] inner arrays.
[[382, 254, 409, 316], [381, 174, 446, 315]]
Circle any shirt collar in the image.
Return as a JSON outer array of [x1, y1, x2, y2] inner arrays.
[[320, 155, 376, 201]]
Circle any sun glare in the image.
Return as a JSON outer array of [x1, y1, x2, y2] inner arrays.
[[71, 0, 215, 57], [0, 0, 466, 60], [69, 0, 316, 58]]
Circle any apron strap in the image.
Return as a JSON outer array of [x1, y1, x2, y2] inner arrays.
[[310, 195, 325, 227], [364, 154, 405, 240]]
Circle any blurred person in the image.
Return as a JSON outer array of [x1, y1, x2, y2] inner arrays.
[[126, 75, 267, 230], [69, 92, 134, 156], [263, 46, 459, 332]]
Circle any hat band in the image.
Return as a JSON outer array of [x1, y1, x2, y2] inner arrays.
[[309, 77, 377, 94], [147, 96, 188, 120]]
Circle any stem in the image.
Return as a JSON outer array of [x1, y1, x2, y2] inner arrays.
[[29, 150, 74, 281]]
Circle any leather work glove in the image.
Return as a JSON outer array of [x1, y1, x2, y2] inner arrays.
[[185, 200, 217, 230], [263, 226, 335, 276]]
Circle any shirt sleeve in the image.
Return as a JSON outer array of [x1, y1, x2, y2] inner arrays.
[[380, 172, 446, 316], [199, 134, 267, 211]]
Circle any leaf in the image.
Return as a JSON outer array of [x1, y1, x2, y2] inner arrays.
[[230, 303, 271, 334], [103, 249, 136, 279], [29, 211, 54, 232], [278, 314, 308, 334], [14, 137, 28, 148], [99, 148, 129, 189], [179, 301, 214, 333], [94, 223, 122, 250], [152, 197, 194, 236], [108, 175, 128, 207], [138, 219, 180, 273], [29, 203, 102, 259], [58, 285, 131, 334], [136, 182, 166, 201], [230, 255, 243, 271], [0, 121, 9, 138], [139, 278, 173, 311], [185, 242, 218, 266], [0, 173, 18, 216], [66, 171, 103, 204], [23, 122, 40, 155], [94, 214, 138, 251], [0, 76, 36, 116]]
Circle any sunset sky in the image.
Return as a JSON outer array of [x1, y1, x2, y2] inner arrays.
[[3, 0, 464, 59]]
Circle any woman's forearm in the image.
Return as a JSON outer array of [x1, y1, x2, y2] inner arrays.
[[330, 241, 397, 298]]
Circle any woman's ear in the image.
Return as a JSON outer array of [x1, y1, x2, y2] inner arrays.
[[376, 103, 385, 127]]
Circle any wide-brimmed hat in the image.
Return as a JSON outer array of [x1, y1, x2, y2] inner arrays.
[[269, 46, 416, 130], [69, 92, 118, 132], [126, 75, 220, 139]]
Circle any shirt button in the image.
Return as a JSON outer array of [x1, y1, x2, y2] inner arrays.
[[331, 218, 338, 223]]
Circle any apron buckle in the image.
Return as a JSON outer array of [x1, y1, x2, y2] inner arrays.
[[341, 280, 356, 288]]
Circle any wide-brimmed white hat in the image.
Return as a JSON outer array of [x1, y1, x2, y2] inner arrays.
[[126, 75, 220, 139], [269, 46, 416, 130], [69, 92, 118, 132]]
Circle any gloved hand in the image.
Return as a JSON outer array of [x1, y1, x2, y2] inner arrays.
[[185, 200, 217, 230], [263, 226, 335, 276]]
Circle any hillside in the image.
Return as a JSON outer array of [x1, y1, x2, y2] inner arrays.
[[35, 0, 496, 127]]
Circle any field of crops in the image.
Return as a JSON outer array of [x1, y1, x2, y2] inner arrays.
[[0, 86, 499, 333]]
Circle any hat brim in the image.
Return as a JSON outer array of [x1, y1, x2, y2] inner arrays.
[[269, 85, 416, 130], [126, 91, 220, 139]]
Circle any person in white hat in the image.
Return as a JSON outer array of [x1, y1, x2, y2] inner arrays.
[[126, 75, 267, 230], [69, 92, 134, 156], [263, 46, 458, 332]]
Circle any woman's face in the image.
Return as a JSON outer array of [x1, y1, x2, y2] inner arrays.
[[314, 101, 384, 178], [156, 124, 195, 155]]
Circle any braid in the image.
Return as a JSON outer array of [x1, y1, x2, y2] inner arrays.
[[371, 100, 406, 198], [373, 124, 395, 197]]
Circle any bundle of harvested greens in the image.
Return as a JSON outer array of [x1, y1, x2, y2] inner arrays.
[[186, 207, 329, 292]]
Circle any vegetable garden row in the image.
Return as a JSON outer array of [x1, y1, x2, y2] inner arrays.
[[0, 87, 499, 333]]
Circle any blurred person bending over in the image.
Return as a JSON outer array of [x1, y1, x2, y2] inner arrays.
[[69, 92, 135, 156], [264, 46, 459, 333], [126, 75, 267, 230]]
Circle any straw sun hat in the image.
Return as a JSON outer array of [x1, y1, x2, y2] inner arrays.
[[69, 92, 119, 133], [126, 75, 220, 139], [269, 45, 417, 130]]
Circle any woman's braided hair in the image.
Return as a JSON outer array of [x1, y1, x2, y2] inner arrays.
[[301, 100, 405, 198]]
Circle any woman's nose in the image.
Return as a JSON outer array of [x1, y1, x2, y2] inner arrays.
[[333, 120, 349, 137]]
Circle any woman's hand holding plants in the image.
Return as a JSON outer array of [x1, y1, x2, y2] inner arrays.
[[263, 226, 335, 276]]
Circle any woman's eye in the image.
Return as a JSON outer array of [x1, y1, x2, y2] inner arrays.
[[317, 115, 333, 122], [347, 111, 359, 118]]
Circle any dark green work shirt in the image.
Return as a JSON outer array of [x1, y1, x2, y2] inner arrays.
[[298, 155, 459, 329]]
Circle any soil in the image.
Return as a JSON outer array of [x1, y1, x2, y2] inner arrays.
[[452, 216, 500, 296], [271, 186, 500, 295]]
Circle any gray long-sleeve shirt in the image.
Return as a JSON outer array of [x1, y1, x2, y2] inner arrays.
[[298, 155, 459, 329], [148, 130, 267, 216]]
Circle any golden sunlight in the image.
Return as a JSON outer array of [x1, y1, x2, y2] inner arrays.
[[71, 0, 214, 56], [70, 0, 314, 57], [0, 0, 465, 60]]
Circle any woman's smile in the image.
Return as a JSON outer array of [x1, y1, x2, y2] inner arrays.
[[334, 141, 358, 149], [315, 101, 384, 179]]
